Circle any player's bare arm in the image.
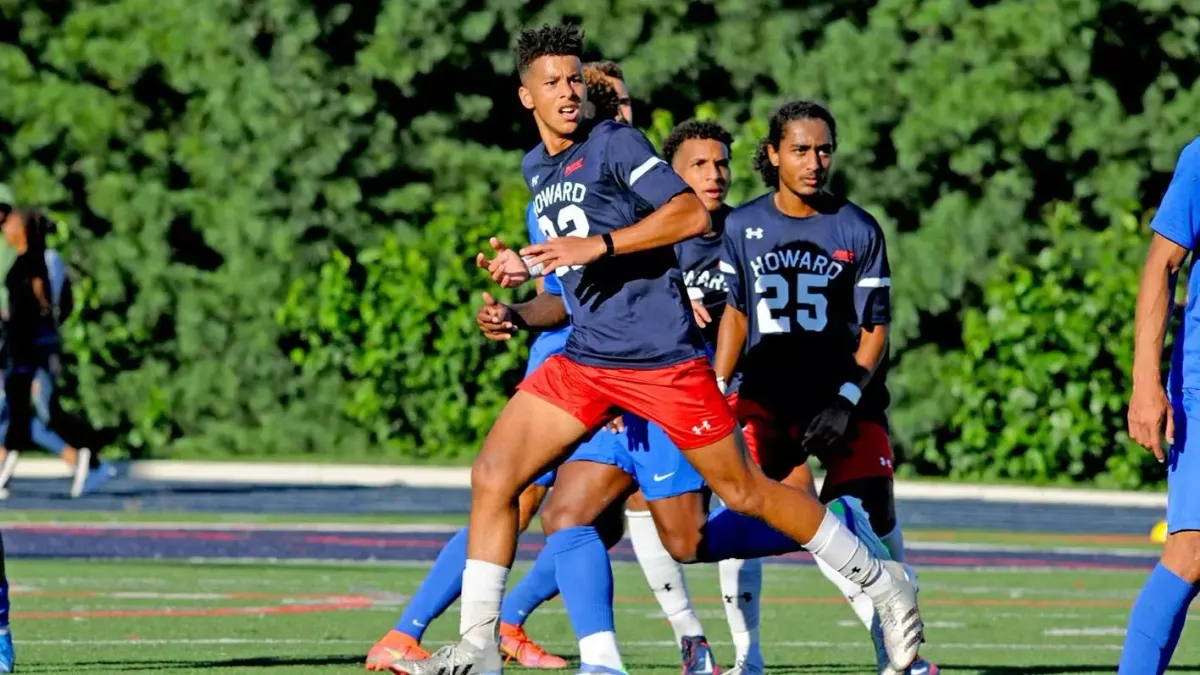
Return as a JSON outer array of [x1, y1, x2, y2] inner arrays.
[[714, 303, 747, 393], [520, 192, 710, 272], [852, 323, 889, 387], [1129, 233, 1189, 461]]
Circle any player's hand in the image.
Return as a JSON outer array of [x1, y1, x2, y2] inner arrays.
[[476, 237, 531, 288], [803, 399, 853, 456], [604, 415, 626, 434], [520, 236, 607, 274], [1128, 385, 1173, 463], [691, 301, 712, 328], [476, 292, 516, 341]]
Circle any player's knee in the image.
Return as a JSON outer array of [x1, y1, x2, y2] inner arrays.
[[711, 479, 766, 520], [470, 451, 520, 504], [658, 527, 702, 564], [540, 495, 588, 536], [1163, 530, 1200, 583]]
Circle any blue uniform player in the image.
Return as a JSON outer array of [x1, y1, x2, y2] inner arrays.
[[397, 24, 923, 675], [1120, 136, 1200, 674]]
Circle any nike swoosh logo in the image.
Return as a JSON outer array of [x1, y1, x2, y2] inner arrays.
[[653, 472, 675, 482]]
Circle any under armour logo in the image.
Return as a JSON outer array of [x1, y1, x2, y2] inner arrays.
[[692, 420, 712, 434], [724, 594, 733, 604], [880, 457, 892, 467], [851, 566, 861, 574], [662, 583, 673, 592], [746, 228, 764, 239]]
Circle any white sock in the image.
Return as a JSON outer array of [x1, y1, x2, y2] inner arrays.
[[627, 509, 705, 643], [718, 557, 763, 668], [804, 510, 893, 599], [460, 559, 509, 649], [880, 522, 906, 563], [579, 631, 625, 671], [814, 556, 890, 668]]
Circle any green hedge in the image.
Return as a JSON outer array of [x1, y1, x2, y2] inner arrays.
[[1, 1, 1196, 484]]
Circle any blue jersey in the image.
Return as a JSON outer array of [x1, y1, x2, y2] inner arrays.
[[1153, 137, 1200, 400], [523, 120, 707, 368], [722, 193, 891, 421], [676, 206, 732, 348]]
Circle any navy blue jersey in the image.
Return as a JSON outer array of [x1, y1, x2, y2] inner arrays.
[[675, 206, 732, 348], [722, 193, 891, 422], [522, 120, 708, 368]]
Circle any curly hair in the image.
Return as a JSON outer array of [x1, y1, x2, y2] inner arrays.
[[662, 119, 733, 164], [583, 60, 623, 81], [583, 66, 621, 122], [752, 100, 838, 189], [516, 23, 585, 78]]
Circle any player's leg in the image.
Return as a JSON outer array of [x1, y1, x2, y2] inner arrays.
[[622, 416, 720, 675], [497, 478, 570, 669], [605, 359, 923, 671], [0, 530, 12, 673], [366, 480, 556, 670], [1119, 403, 1200, 675], [541, 452, 637, 674], [390, 356, 611, 675]]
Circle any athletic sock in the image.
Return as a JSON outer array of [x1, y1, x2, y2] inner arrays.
[[627, 510, 704, 644], [1119, 563, 1199, 674], [718, 557, 763, 668], [804, 510, 893, 597], [0, 577, 8, 627], [394, 527, 468, 640], [460, 559, 509, 650], [499, 544, 560, 626], [546, 526, 624, 671]]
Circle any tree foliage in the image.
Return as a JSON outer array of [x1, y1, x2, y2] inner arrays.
[[1, 0, 1196, 481]]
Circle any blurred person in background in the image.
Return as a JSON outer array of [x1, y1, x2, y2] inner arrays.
[[0, 200, 113, 499]]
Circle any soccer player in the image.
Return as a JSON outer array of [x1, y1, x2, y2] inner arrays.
[[1120, 135, 1200, 675], [656, 119, 764, 675], [391, 23, 922, 675], [711, 100, 936, 675], [365, 62, 637, 672], [0, 531, 11, 673]]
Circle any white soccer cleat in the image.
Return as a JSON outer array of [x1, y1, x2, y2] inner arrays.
[[724, 660, 765, 675], [870, 560, 924, 671], [388, 640, 503, 675]]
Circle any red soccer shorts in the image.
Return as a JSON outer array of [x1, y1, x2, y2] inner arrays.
[[729, 393, 894, 487], [518, 355, 737, 450]]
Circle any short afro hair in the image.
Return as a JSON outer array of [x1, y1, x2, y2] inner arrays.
[[583, 66, 621, 122], [584, 60, 623, 81], [516, 24, 585, 78], [662, 119, 734, 164], [753, 100, 838, 189]]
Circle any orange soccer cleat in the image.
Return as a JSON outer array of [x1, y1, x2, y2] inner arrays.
[[365, 630, 431, 671], [500, 622, 569, 669]]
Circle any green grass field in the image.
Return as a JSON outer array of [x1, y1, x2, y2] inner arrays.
[[8, 557, 1196, 674]]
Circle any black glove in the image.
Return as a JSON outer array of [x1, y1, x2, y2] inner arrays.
[[802, 396, 854, 456]]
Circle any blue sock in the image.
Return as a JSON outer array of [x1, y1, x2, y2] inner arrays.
[[546, 526, 614, 639], [393, 528, 468, 640], [0, 577, 8, 627], [1119, 563, 1199, 674], [699, 504, 799, 562], [500, 545, 560, 626]]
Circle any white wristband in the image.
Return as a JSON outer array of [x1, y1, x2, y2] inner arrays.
[[715, 376, 727, 395], [838, 382, 862, 406], [521, 255, 545, 277]]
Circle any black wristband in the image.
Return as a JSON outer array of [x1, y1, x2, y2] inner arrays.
[[602, 233, 615, 256]]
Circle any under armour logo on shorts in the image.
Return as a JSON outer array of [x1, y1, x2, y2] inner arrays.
[[692, 420, 712, 434]]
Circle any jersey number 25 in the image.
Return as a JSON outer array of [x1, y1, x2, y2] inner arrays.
[[754, 272, 828, 332], [537, 204, 590, 276]]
